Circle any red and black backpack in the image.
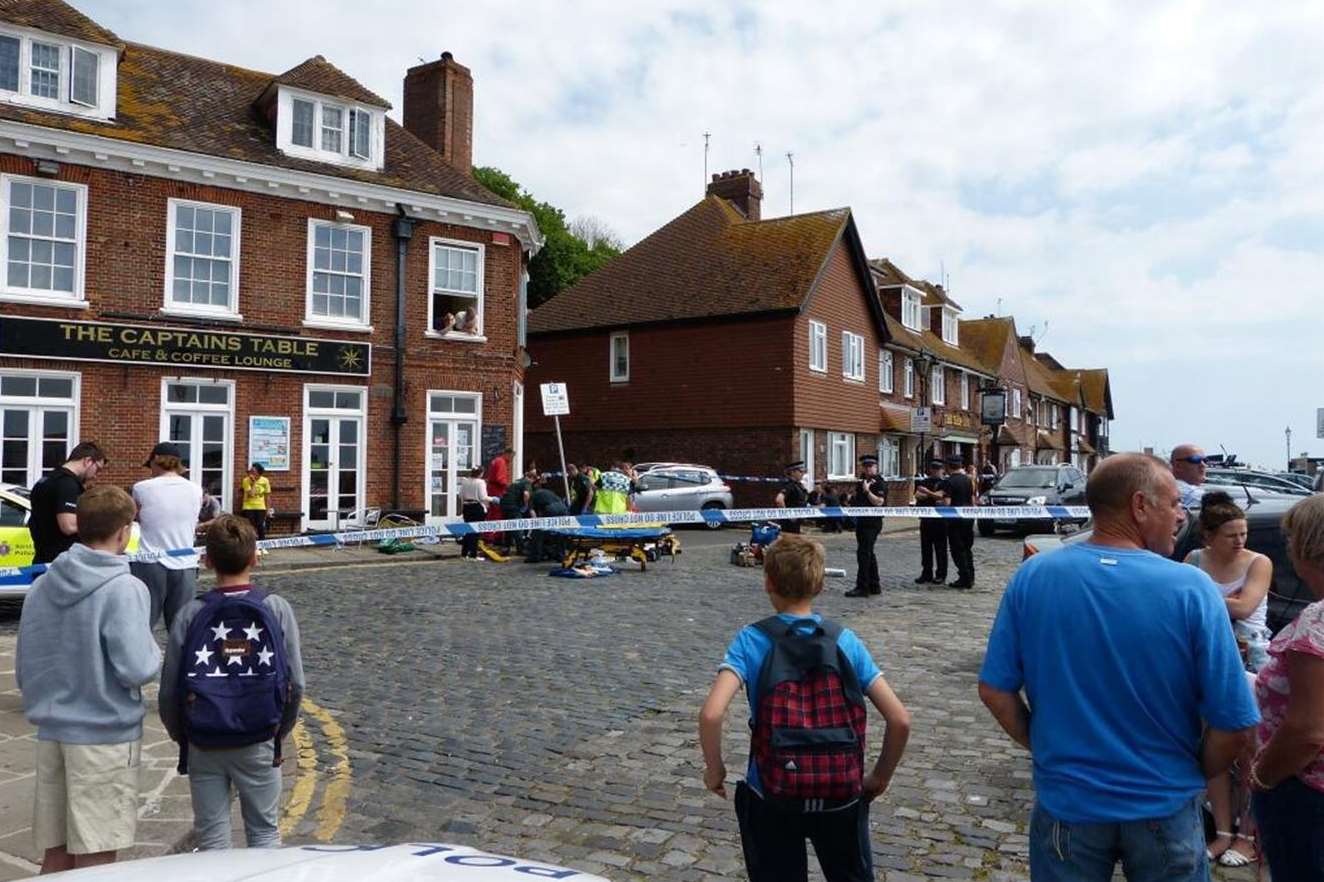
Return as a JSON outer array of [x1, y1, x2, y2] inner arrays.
[[749, 616, 868, 806]]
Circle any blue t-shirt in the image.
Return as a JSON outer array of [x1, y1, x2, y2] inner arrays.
[[720, 613, 882, 793], [980, 543, 1260, 823]]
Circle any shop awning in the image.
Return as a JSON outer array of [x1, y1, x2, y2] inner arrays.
[[880, 405, 913, 433], [996, 422, 1032, 447], [1036, 429, 1065, 451], [1076, 438, 1097, 455], [941, 433, 981, 445]]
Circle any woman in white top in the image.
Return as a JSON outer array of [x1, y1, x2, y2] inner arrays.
[[458, 467, 496, 559], [1184, 490, 1274, 867]]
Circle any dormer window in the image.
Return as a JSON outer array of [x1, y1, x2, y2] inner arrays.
[[941, 307, 959, 345], [0, 30, 116, 120], [901, 287, 922, 331], [275, 88, 384, 171]]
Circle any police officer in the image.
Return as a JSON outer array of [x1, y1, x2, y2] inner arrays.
[[914, 459, 949, 585], [774, 460, 810, 534], [941, 455, 977, 588], [845, 454, 887, 597]]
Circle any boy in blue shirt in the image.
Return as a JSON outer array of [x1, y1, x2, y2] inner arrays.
[[699, 533, 911, 882]]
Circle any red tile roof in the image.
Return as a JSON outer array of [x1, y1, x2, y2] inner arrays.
[[0, 0, 122, 49], [270, 56, 391, 109], [869, 257, 962, 310]]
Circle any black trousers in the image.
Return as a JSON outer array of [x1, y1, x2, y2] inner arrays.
[[734, 782, 873, 882], [854, 522, 881, 593], [919, 520, 948, 580], [779, 520, 802, 534], [525, 504, 568, 562], [240, 508, 268, 540], [460, 501, 487, 557], [946, 520, 975, 583]]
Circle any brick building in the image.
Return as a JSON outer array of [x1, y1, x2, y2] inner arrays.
[[0, 1, 539, 530]]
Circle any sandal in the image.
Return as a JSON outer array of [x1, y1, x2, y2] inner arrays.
[[1207, 830, 1234, 861], [1218, 833, 1257, 868]]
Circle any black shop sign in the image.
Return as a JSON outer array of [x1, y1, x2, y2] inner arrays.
[[0, 316, 371, 376]]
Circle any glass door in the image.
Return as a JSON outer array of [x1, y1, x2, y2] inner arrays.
[[161, 381, 233, 510], [304, 387, 365, 531], [425, 392, 482, 526], [0, 406, 72, 489]]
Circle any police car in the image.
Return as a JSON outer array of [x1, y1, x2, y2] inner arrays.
[[45, 842, 610, 880], [0, 483, 141, 596]]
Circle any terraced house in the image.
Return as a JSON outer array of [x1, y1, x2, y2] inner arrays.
[[0, 0, 539, 530]]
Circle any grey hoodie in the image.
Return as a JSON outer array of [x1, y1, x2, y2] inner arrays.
[[17, 543, 162, 744]]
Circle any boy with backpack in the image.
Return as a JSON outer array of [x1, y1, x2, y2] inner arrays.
[[159, 515, 304, 850], [699, 533, 912, 882], [17, 485, 161, 873]]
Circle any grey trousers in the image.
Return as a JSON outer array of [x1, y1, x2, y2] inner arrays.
[[187, 741, 281, 850], [129, 562, 197, 631]]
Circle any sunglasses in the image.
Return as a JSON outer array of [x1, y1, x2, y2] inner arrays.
[[1177, 455, 1207, 465]]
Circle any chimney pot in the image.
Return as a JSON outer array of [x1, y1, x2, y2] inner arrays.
[[705, 168, 763, 221], [403, 52, 474, 174]]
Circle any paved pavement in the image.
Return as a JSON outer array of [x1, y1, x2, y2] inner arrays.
[[0, 523, 1257, 880]]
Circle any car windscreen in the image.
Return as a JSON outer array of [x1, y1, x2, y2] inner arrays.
[[996, 468, 1057, 489]]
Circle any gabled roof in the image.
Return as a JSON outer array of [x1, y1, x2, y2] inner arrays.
[[0, 0, 122, 50], [269, 56, 391, 109], [869, 257, 962, 311], [529, 196, 888, 338], [1073, 369, 1114, 418], [0, 40, 505, 208], [956, 316, 1018, 377]]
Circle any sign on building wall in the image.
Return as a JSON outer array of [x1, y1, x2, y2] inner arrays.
[[912, 406, 933, 433], [248, 416, 291, 471], [0, 316, 371, 376]]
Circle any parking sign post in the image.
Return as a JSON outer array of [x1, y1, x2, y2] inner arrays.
[[540, 383, 572, 502]]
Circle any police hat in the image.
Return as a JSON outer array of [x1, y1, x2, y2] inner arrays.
[[927, 459, 945, 470], [945, 455, 965, 467], [786, 460, 806, 472], [859, 455, 879, 466]]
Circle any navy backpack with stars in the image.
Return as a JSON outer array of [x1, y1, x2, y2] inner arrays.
[[176, 587, 288, 772]]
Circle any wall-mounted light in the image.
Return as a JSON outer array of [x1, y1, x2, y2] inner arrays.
[[36, 160, 60, 176], [335, 209, 355, 222]]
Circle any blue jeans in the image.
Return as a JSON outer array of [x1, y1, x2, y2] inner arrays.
[[1253, 776, 1324, 881], [1029, 797, 1208, 882]]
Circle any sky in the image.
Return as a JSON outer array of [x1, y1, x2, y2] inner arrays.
[[84, 0, 1324, 469]]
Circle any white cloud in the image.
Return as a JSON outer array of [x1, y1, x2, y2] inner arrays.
[[80, 0, 1324, 467]]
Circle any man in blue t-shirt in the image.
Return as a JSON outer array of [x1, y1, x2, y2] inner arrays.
[[979, 453, 1259, 882]]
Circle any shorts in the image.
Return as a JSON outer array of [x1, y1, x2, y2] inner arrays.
[[34, 739, 142, 855]]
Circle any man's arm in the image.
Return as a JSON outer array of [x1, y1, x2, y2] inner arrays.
[[103, 582, 162, 690], [979, 682, 1031, 750], [862, 675, 911, 800], [159, 610, 190, 743], [274, 599, 306, 743], [698, 670, 742, 799], [1203, 727, 1254, 779], [774, 490, 787, 508]]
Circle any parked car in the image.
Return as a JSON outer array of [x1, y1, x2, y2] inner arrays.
[[1204, 468, 1311, 497], [1022, 494, 1312, 633], [978, 464, 1089, 536], [1276, 471, 1316, 491], [0, 483, 141, 596], [632, 465, 733, 527]]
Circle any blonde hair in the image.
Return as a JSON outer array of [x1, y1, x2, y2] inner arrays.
[[1283, 495, 1324, 569], [762, 533, 825, 600], [76, 485, 136, 543], [152, 454, 184, 474]]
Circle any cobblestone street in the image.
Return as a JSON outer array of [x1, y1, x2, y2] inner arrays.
[[265, 529, 1038, 881]]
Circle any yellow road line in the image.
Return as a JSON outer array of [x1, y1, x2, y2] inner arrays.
[[303, 698, 352, 842], [278, 718, 318, 838]]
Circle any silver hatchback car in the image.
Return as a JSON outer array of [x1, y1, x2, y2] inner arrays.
[[632, 465, 734, 525]]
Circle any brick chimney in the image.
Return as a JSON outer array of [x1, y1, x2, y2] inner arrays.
[[706, 169, 762, 221], [403, 52, 473, 174], [1019, 335, 1036, 353]]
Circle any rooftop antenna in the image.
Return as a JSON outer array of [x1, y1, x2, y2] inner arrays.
[[786, 151, 795, 215], [754, 142, 763, 181], [996, 296, 1003, 315], [1035, 319, 1050, 345], [703, 131, 711, 192]]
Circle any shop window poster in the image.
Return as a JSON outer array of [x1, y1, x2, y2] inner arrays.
[[249, 416, 291, 471]]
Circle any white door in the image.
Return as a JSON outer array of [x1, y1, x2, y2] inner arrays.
[[0, 372, 78, 489], [303, 387, 366, 531], [161, 380, 233, 510], [512, 381, 524, 475], [800, 429, 814, 483], [425, 392, 481, 525]]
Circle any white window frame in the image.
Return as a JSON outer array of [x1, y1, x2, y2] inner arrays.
[[941, 307, 959, 345], [879, 436, 901, 479], [1012, 386, 1022, 419], [879, 350, 894, 393], [841, 331, 865, 382], [799, 428, 815, 483], [1009, 447, 1022, 469], [1070, 406, 1079, 433], [424, 389, 483, 525], [29, 39, 59, 100], [0, 173, 88, 306], [320, 103, 344, 154], [1052, 404, 1060, 429], [0, 368, 80, 488], [274, 86, 385, 171], [304, 218, 372, 332], [930, 364, 945, 405], [159, 376, 235, 512], [609, 332, 629, 382], [163, 198, 242, 320], [901, 287, 923, 331], [827, 432, 855, 480], [301, 383, 368, 531], [903, 357, 915, 399], [808, 320, 827, 373], [0, 27, 116, 120], [69, 46, 97, 107], [959, 371, 969, 409], [425, 236, 486, 341]]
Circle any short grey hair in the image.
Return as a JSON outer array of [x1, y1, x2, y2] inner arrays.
[[1283, 495, 1324, 569], [1086, 453, 1171, 520]]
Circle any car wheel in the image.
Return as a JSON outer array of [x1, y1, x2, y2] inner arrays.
[[978, 521, 996, 538], [701, 502, 726, 529]]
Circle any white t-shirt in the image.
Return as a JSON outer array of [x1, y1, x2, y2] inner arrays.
[[132, 473, 203, 569]]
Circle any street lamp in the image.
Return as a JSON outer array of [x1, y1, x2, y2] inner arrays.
[[914, 350, 937, 473], [1286, 426, 1292, 470]]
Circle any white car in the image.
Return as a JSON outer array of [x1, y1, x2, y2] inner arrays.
[[47, 842, 610, 880]]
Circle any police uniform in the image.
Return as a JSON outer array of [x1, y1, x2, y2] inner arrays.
[[941, 456, 977, 588], [776, 460, 810, 534], [845, 455, 886, 597], [915, 462, 949, 584]]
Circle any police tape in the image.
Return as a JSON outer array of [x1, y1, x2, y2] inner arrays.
[[0, 505, 1088, 585]]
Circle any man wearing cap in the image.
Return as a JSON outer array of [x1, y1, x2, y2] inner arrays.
[[130, 442, 202, 630], [845, 454, 887, 597], [914, 460, 949, 585], [941, 455, 977, 588], [1169, 443, 1207, 508], [773, 460, 810, 534]]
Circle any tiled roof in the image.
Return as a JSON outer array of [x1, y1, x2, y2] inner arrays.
[[880, 301, 990, 376], [0, 40, 506, 208], [1036, 429, 1065, 451], [270, 56, 391, 109], [529, 197, 876, 335], [1075, 369, 1114, 418], [955, 316, 1016, 377], [0, 0, 122, 49], [880, 404, 912, 433], [997, 423, 1033, 447], [869, 257, 962, 310]]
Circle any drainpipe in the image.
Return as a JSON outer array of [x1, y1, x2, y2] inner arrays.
[[391, 206, 417, 512]]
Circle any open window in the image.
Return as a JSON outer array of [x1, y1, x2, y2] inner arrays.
[[428, 238, 484, 338]]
